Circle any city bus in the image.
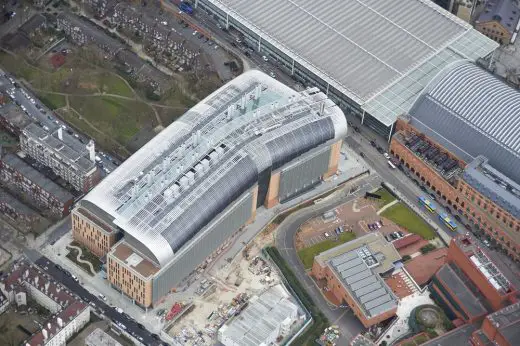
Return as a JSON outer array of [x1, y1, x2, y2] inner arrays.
[[178, 1, 194, 15], [439, 212, 457, 231], [418, 196, 436, 213]]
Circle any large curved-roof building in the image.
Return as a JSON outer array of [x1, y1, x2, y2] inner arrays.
[[407, 60, 520, 184], [72, 70, 347, 307], [390, 61, 520, 261], [189, 0, 498, 137]]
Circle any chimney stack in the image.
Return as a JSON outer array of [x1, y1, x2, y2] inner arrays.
[[86, 140, 95, 162], [57, 127, 63, 140]]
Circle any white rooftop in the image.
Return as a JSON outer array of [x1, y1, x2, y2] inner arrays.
[[208, 0, 498, 126], [218, 285, 300, 346]]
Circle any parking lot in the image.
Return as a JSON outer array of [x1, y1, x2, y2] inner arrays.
[[297, 194, 410, 251]]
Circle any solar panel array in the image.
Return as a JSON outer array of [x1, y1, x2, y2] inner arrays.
[[329, 247, 397, 318]]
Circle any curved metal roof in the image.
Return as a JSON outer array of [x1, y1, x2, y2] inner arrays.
[[83, 70, 347, 266], [408, 60, 520, 183]]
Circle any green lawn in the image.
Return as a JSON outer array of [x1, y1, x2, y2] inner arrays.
[[298, 232, 356, 269], [381, 203, 436, 239], [374, 187, 396, 206], [68, 95, 156, 144], [37, 92, 66, 109], [98, 72, 134, 97]]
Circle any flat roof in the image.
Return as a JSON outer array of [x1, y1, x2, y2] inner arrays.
[[2, 153, 73, 203], [207, 0, 497, 126], [421, 324, 476, 346], [318, 232, 400, 319], [463, 156, 520, 221], [83, 70, 347, 266], [0, 103, 32, 130], [111, 241, 159, 279], [0, 188, 39, 216], [453, 234, 515, 295], [436, 263, 488, 317], [23, 123, 96, 174], [219, 285, 299, 346], [404, 248, 447, 286], [487, 301, 520, 345]]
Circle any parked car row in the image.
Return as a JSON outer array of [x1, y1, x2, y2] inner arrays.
[[385, 231, 404, 242]]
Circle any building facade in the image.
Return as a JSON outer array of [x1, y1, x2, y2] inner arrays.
[[0, 103, 32, 137], [312, 232, 400, 327], [0, 154, 74, 216], [474, 0, 520, 45], [430, 235, 517, 325], [72, 201, 121, 258], [73, 70, 347, 308], [20, 125, 100, 193], [390, 61, 520, 261], [0, 260, 90, 346]]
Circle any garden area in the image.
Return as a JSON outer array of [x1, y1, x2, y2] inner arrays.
[[298, 232, 356, 269], [66, 241, 102, 276], [374, 186, 396, 206], [381, 203, 436, 239], [401, 304, 454, 346]]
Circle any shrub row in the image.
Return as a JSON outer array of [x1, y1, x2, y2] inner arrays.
[[265, 247, 329, 345]]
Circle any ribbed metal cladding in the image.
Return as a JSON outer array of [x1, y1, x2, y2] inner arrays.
[[266, 117, 335, 170], [408, 61, 520, 184], [279, 147, 331, 202], [153, 192, 253, 300], [161, 155, 258, 252]]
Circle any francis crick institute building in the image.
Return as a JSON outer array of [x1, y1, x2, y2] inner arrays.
[[71, 70, 347, 307]]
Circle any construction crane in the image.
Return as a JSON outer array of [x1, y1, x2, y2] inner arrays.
[[159, 0, 213, 39]]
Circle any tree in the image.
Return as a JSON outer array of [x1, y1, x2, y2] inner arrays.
[[420, 244, 436, 254]]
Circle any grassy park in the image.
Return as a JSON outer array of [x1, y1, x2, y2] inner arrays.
[[381, 203, 436, 239], [374, 186, 396, 206]]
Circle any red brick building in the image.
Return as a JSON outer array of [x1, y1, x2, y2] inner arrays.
[[430, 235, 518, 325], [312, 232, 401, 327], [390, 119, 520, 261]]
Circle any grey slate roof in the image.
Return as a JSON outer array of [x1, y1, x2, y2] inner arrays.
[[407, 60, 520, 184], [421, 324, 476, 346], [487, 301, 520, 345], [436, 264, 488, 318], [2, 154, 73, 203], [477, 0, 520, 35], [462, 156, 520, 221], [206, 0, 498, 126]]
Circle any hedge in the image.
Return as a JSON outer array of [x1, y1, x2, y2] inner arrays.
[[265, 247, 329, 345]]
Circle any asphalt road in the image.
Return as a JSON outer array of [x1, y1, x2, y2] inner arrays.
[[0, 73, 118, 172], [275, 176, 381, 343], [35, 255, 166, 346]]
